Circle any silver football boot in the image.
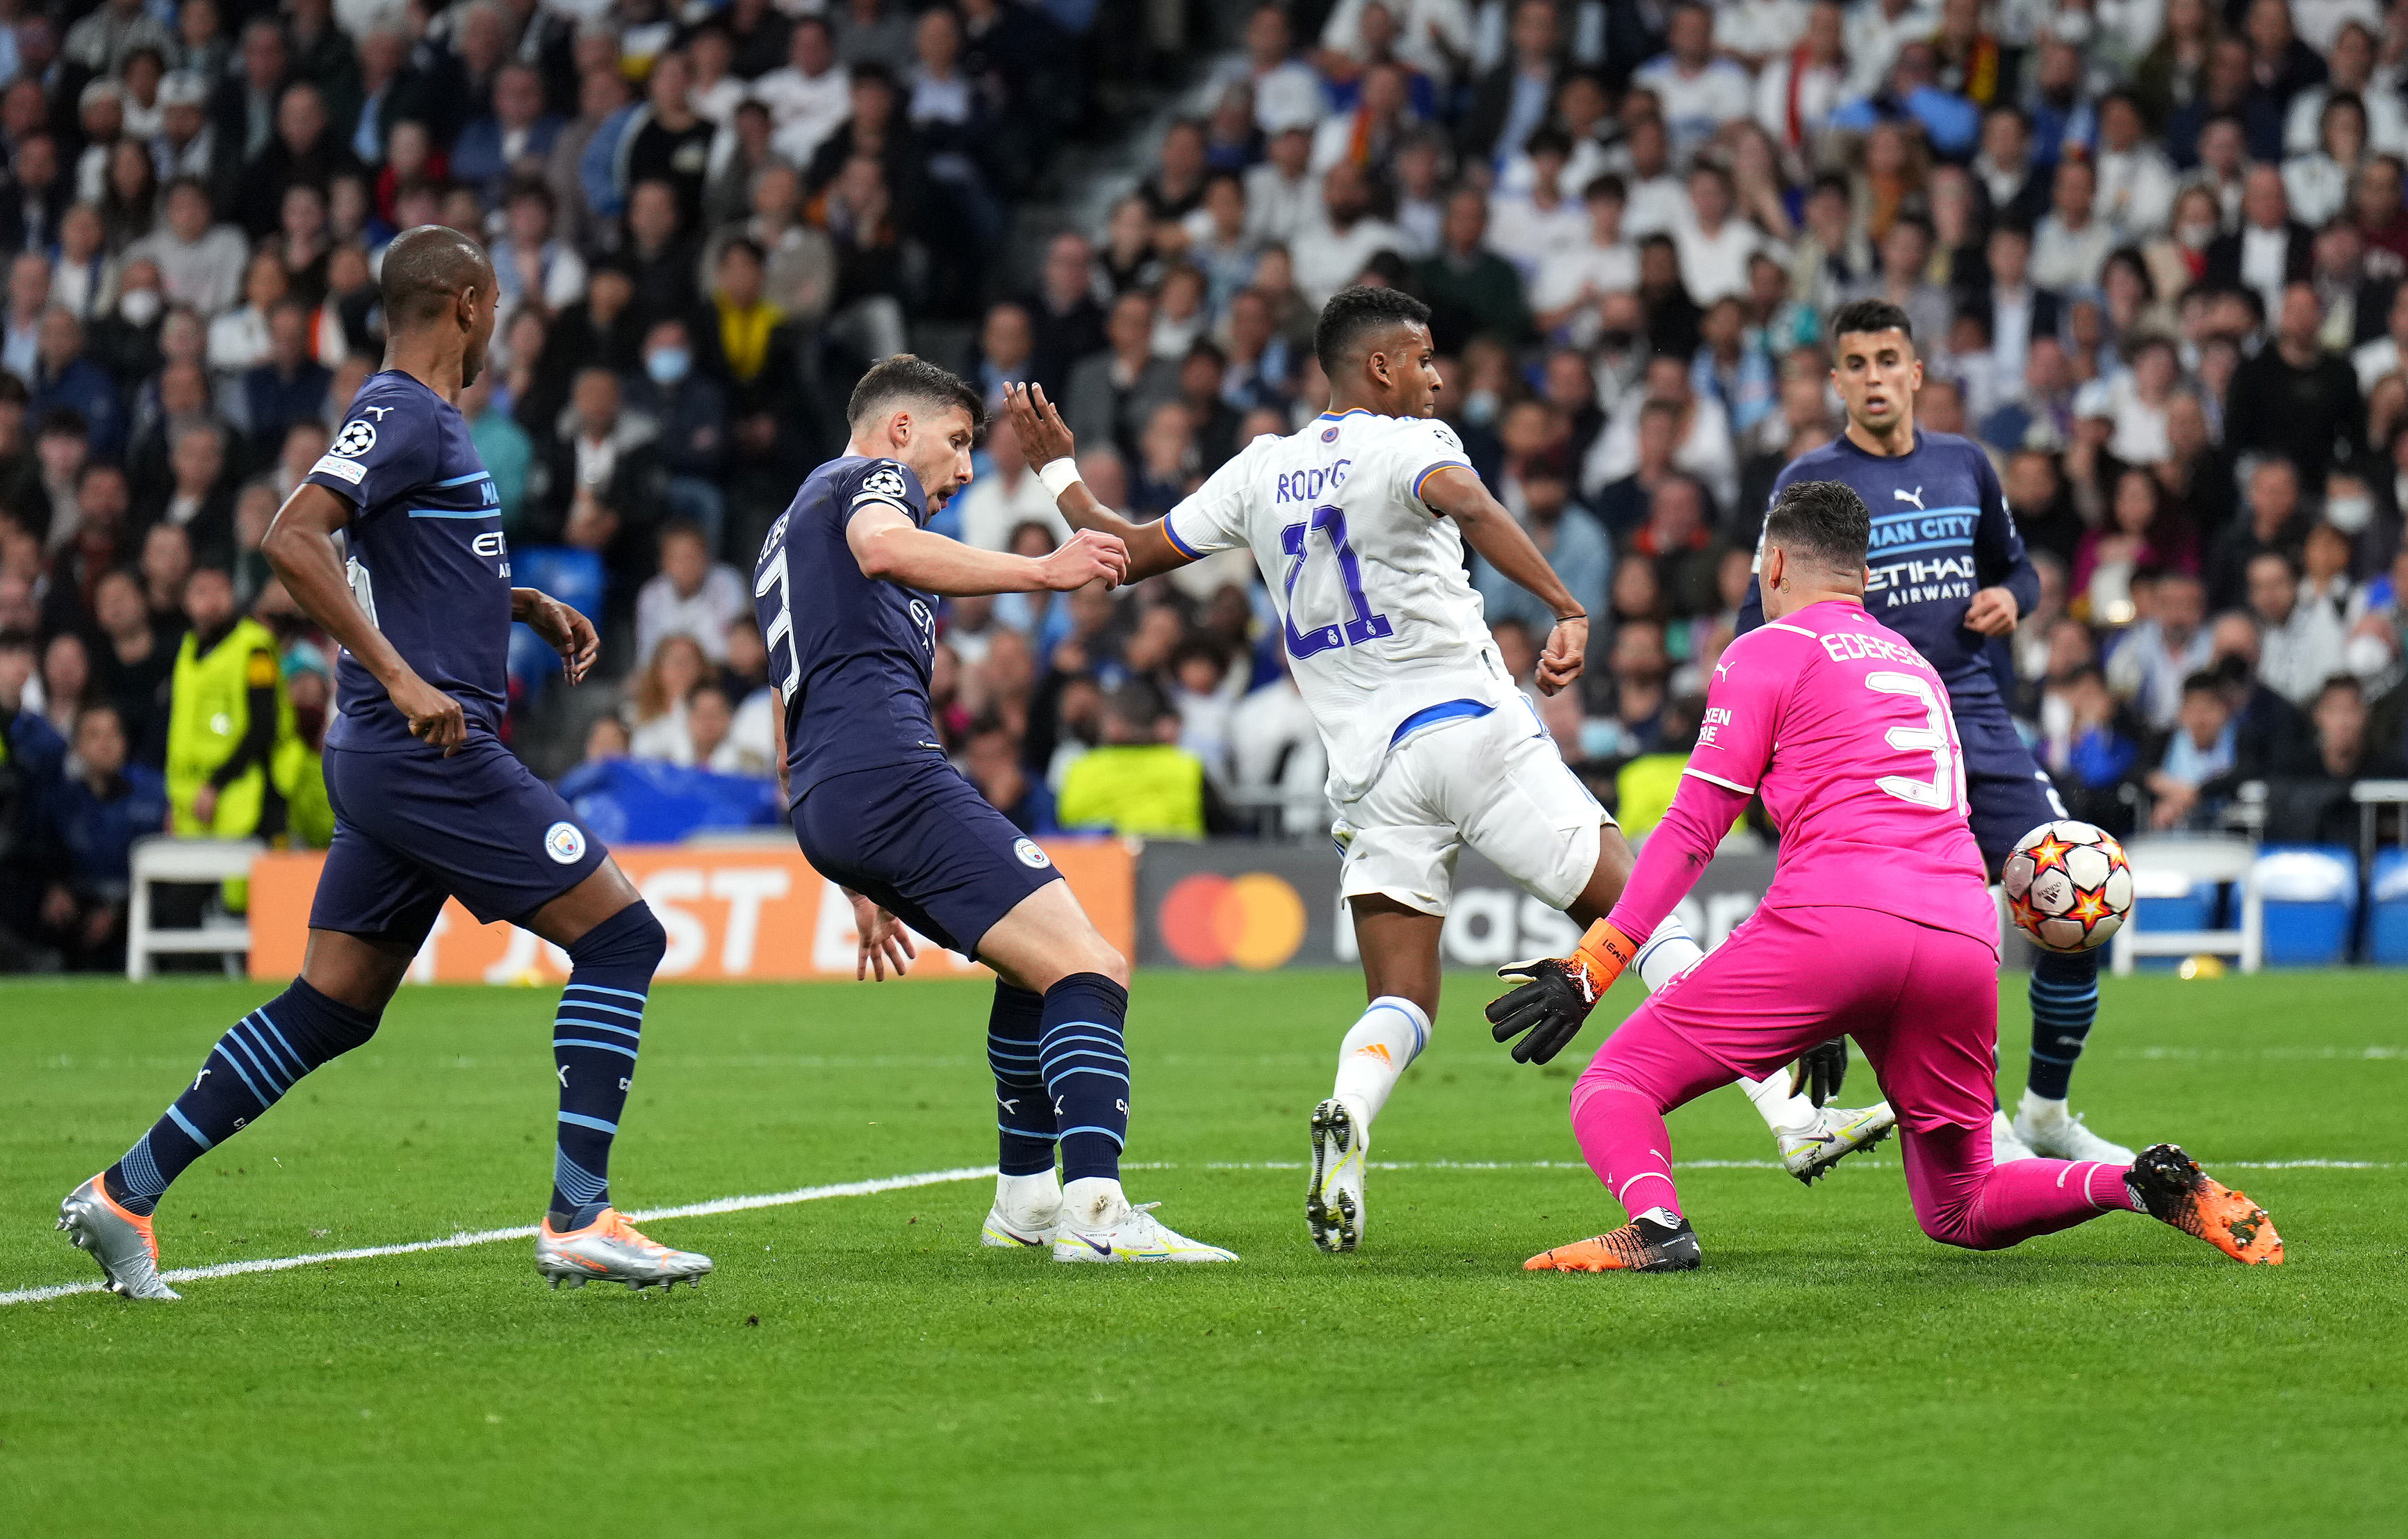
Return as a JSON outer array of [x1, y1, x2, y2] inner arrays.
[[57, 1175, 181, 1300], [535, 1208, 714, 1291], [1777, 1102, 1899, 1184]]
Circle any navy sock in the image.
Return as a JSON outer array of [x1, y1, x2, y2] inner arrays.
[[103, 979, 381, 1216], [2027, 948, 2101, 1102], [1038, 973, 1130, 1184], [989, 982, 1058, 1175], [550, 902, 667, 1227]]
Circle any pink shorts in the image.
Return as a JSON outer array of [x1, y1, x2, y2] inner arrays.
[[1623, 904, 1999, 1134]]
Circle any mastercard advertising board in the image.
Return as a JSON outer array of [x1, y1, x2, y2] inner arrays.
[[245, 839, 1136, 984], [1137, 842, 1789, 970]]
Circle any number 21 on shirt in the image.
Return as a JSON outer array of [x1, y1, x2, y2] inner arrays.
[[1280, 505, 1391, 659]]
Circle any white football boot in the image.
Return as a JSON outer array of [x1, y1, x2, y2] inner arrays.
[[535, 1208, 713, 1291], [1777, 1101, 1898, 1184], [1306, 1096, 1369, 1251], [2014, 1093, 2136, 1163], [1053, 1200, 1238, 1264], [981, 1172, 1062, 1250], [1990, 1106, 2038, 1164], [56, 1175, 179, 1300]]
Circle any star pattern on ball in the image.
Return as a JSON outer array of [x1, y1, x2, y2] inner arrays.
[[2071, 887, 2111, 925], [2009, 892, 2042, 933], [2029, 833, 2074, 873]]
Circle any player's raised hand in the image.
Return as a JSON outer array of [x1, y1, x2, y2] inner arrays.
[[845, 888, 917, 981], [1004, 382, 1076, 466], [1537, 616, 1587, 695], [1035, 528, 1130, 591], [391, 671, 467, 756], [515, 589, 602, 684]]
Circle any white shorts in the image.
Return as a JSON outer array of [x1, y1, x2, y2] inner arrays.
[[1335, 698, 1611, 917]]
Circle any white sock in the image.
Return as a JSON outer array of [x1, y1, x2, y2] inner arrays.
[[1632, 914, 1705, 992], [1060, 1175, 1126, 1230], [2018, 1091, 2067, 1128], [996, 1169, 1060, 1226], [1330, 995, 1431, 1130], [1742, 1071, 1821, 1137]]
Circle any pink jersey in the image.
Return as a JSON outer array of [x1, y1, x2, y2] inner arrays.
[[1607, 598, 1997, 947]]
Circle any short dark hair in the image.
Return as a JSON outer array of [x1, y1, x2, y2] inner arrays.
[[2179, 670, 2223, 699], [1313, 284, 1430, 375], [1827, 297, 1914, 352], [380, 223, 493, 328], [844, 354, 985, 435], [1764, 478, 1871, 569]]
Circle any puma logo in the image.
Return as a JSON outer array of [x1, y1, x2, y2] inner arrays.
[[1894, 487, 1925, 510], [365, 405, 394, 420]]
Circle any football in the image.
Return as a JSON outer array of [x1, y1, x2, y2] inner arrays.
[[2003, 820, 2136, 952]]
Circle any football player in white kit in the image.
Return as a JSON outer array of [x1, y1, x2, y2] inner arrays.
[[1004, 288, 1894, 1252]]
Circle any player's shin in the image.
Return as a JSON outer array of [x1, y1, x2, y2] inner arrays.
[[1037, 972, 1131, 1228], [1569, 1077, 1686, 1226], [1630, 913, 1703, 991], [548, 902, 667, 1228], [101, 978, 382, 1216], [1329, 995, 1430, 1128], [987, 982, 1061, 1240]]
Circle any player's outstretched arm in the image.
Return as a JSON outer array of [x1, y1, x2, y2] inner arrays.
[[1419, 466, 1587, 696], [1004, 382, 1195, 584], [261, 483, 469, 755], [847, 503, 1129, 596]]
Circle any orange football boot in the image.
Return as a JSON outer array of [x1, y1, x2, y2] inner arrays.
[[2125, 1144, 2284, 1265], [1525, 1214, 1701, 1273]]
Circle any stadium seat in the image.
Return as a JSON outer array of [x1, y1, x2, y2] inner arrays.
[[505, 547, 607, 697], [2252, 845, 2358, 967], [2370, 851, 2408, 965], [2111, 837, 2263, 975]]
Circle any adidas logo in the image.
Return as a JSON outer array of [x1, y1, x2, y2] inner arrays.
[[1354, 1043, 1393, 1065]]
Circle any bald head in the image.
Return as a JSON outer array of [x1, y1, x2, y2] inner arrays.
[[380, 225, 492, 329]]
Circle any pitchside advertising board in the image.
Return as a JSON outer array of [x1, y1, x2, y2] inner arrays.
[[1136, 842, 1789, 970], [246, 840, 2029, 982], [245, 840, 1139, 984]]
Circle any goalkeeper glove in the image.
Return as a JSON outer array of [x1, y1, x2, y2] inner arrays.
[[1486, 918, 1637, 1066], [1787, 1037, 1849, 1107]]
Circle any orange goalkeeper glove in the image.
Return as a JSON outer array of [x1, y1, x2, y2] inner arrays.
[[1486, 919, 1638, 1065]]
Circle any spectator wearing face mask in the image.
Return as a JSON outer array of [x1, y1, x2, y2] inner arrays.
[[620, 317, 728, 555]]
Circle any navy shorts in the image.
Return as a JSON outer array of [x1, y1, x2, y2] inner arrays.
[[792, 755, 1061, 957], [311, 738, 607, 942], [1956, 701, 2069, 879]]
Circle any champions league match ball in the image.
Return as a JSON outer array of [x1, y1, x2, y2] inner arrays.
[[2003, 820, 2136, 953]]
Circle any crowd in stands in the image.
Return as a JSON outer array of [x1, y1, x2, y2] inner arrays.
[[7, 0, 2408, 970]]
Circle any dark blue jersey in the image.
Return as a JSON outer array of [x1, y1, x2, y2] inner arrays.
[[754, 455, 940, 802], [1738, 429, 2038, 711], [304, 371, 509, 752]]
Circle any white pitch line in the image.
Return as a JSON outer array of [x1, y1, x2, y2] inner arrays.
[[3, 1166, 989, 1308], [10, 1157, 2391, 1308]]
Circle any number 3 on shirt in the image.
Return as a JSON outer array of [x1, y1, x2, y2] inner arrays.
[[1280, 505, 1392, 659], [1865, 670, 1967, 814]]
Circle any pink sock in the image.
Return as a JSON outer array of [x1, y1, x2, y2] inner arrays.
[[1568, 1080, 1685, 1223], [1903, 1123, 2136, 1251]]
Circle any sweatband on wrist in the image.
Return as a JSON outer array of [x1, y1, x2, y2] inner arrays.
[[1036, 457, 1083, 499]]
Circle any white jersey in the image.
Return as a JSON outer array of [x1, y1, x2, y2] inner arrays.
[[1164, 409, 1514, 802]]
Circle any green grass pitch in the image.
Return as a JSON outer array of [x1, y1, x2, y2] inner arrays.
[[2, 969, 2403, 1536]]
